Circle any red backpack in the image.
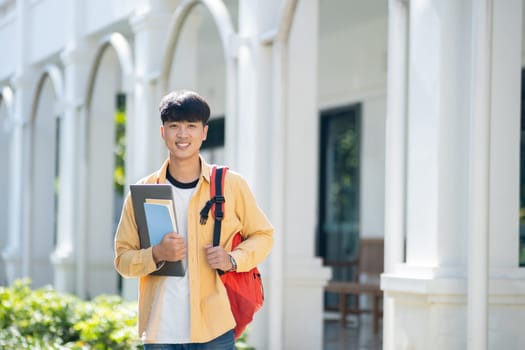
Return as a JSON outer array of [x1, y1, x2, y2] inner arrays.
[[199, 166, 264, 339]]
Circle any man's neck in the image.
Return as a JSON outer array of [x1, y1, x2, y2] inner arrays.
[[168, 155, 201, 183]]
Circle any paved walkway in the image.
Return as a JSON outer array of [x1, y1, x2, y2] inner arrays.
[[323, 313, 382, 350]]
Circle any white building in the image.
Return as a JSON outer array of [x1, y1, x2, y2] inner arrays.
[[0, 0, 524, 349]]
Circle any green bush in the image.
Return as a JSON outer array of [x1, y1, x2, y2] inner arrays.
[[0, 279, 140, 349], [0, 279, 255, 349]]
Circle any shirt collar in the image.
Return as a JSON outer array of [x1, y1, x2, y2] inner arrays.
[[199, 155, 212, 183], [157, 155, 212, 184]]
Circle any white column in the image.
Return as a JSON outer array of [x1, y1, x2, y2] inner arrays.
[[404, 0, 471, 272], [236, 2, 277, 348], [384, 0, 408, 278], [237, 1, 272, 191], [382, 1, 472, 349], [3, 73, 32, 284], [382, 1, 525, 349], [382, 1, 408, 348], [2, 0, 31, 285], [53, 43, 93, 294], [469, 0, 525, 347], [50, 0, 94, 294], [488, 0, 521, 270], [467, 1, 492, 348], [268, 40, 285, 350], [262, 1, 296, 348], [0, 87, 14, 286], [282, 1, 331, 349]]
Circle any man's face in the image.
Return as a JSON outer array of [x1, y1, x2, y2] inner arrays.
[[161, 120, 208, 161]]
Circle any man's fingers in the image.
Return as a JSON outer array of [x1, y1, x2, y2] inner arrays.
[[165, 232, 182, 239], [204, 245, 232, 271], [155, 233, 187, 262], [205, 246, 223, 258]]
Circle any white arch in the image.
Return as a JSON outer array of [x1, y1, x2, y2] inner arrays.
[[31, 64, 65, 122], [261, 0, 298, 45], [79, 32, 135, 298], [83, 32, 135, 162], [24, 64, 66, 288], [160, 0, 238, 165], [160, 0, 236, 91], [85, 32, 134, 106]]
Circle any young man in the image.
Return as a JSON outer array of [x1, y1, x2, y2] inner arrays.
[[114, 90, 274, 349]]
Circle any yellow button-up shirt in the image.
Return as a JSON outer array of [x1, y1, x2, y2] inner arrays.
[[114, 157, 274, 343]]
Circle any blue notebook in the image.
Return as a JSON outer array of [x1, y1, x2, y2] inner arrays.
[[143, 202, 176, 246]]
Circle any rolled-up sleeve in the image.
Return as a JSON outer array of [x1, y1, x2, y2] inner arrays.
[[114, 193, 158, 278], [229, 176, 274, 272]]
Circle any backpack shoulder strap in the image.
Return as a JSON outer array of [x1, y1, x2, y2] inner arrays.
[[212, 166, 228, 247], [199, 165, 228, 247]]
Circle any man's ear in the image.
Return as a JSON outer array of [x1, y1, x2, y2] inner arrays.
[[160, 124, 165, 140], [202, 124, 209, 141]]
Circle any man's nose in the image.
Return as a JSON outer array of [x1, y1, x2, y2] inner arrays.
[[176, 125, 188, 137]]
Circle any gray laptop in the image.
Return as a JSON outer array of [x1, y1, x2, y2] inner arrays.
[[130, 184, 185, 276]]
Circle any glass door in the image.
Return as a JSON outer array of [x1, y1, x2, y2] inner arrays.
[[318, 105, 361, 285]]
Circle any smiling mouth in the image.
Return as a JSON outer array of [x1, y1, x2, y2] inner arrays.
[[176, 142, 190, 149]]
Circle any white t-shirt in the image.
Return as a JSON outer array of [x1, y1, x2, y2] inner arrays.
[[143, 177, 197, 344]]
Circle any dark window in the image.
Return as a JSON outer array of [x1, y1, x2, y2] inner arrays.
[[114, 93, 126, 295], [114, 93, 126, 196], [318, 105, 361, 275], [202, 117, 225, 150], [318, 105, 361, 312]]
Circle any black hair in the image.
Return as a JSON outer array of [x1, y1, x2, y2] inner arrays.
[[159, 90, 211, 125]]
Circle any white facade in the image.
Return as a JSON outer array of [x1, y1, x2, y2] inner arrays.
[[1, 0, 524, 349]]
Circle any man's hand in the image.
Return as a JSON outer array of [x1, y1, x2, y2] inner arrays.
[[205, 244, 233, 271], [152, 232, 186, 263]]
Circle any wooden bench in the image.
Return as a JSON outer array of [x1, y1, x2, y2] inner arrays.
[[324, 238, 384, 333]]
